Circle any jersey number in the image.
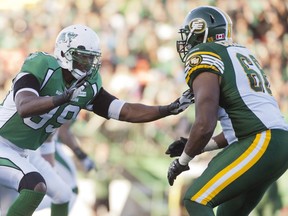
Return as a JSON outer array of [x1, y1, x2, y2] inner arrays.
[[24, 105, 80, 133], [236, 53, 272, 95]]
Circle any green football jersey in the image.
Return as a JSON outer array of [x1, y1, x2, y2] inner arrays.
[[184, 41, 288, 140], [0, 52, 102, 150]]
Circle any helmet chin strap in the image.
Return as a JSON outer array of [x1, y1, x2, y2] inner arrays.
[[72, 67, 94, 81], [186, 26, 209, 47], [72, 68, 87, 80], [203, 28, 208, 43], [186, 27, 196, 45]]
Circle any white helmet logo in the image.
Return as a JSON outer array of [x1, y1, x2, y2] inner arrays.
[[58, 32, 78, 47]]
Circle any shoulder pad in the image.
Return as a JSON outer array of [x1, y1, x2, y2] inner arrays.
[[184, 43, 224, 87]]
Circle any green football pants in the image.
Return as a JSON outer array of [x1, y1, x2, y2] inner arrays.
[[183, 129, 288, 216]]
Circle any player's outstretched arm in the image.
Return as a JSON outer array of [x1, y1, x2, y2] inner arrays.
[[119, 89, 194, 123]]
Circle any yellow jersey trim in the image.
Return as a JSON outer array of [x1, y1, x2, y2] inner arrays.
[[191, 130, 271, 205]]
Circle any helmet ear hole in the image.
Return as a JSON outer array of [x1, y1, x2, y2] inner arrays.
[[61, 51, 65, 57], [210, 15, 215, 23]]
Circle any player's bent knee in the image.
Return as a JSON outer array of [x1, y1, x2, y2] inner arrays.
[[34, 182, 47, 193], [18, 172, 47, 193]]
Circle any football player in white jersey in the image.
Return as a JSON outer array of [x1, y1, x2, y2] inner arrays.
[[36, 120, 96, 212], [0, 121, 95, 215], [0, 24, 194, 216], [166, 6, 288, 216]]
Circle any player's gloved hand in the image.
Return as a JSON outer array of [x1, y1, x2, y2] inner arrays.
[[172, 89, 194, 114], [53, 76, 87, 106], [165, 137, 187, 157], [167, 159, 190, 186], [74, 147, 96, 172], [67, 85, 86, 101], [80, 156, 96, 172], [159, 89, 194, 116], [63, 76, 87, 101]]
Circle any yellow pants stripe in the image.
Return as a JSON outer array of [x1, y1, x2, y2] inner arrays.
[[192, 130, 271, 205]]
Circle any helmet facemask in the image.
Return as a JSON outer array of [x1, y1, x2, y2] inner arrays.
[[176, 19, 208, 63], [64, 47, 101, 80], [176, 6, 233, 63]]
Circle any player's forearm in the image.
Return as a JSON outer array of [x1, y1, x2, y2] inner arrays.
[[58, 125, 79, 151], [178, 123, 215, 165], [183, 111, 218, 157], [15, 92, 57, 118], [119, 103, 169, 123], [187, 126, 215, 156]]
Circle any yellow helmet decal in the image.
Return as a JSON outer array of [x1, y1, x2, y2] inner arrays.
[[218, 8, 233, 40]]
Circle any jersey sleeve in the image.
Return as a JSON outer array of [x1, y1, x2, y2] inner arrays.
[[184, 44, 224, 88], [13, 73, 41, 99], [20, 52, 56, 84]]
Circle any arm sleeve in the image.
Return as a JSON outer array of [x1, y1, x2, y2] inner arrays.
[[92, 88, 118, 119], [13, 73, 41, 99], [107, 99, 126, 120]]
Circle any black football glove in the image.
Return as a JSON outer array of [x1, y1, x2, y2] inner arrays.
[[167, 159, 190, 186], [165, 137, 187, 157], [159, 89, 194, 116]]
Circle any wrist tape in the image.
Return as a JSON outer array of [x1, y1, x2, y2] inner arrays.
[[179, 152, 193, 165]]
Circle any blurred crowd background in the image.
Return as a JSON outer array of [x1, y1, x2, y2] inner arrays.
[[1, 0, 288, 215]]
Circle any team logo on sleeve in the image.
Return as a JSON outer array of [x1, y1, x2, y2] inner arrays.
[[184, 51, 224, 84], [188, 55, 202, 66]]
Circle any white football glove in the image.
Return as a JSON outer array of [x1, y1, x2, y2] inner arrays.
[[53, 77, 87, 106], [169, 89, 194, 114], [69, 85, 85, 101], [66, 76, 87, 101]]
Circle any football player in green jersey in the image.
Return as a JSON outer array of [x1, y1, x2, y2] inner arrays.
[[0, 24, 194, 216], [166, 6, 288, 216]]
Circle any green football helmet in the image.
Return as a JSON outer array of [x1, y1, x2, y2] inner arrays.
[[176, 6, 233, 62]]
